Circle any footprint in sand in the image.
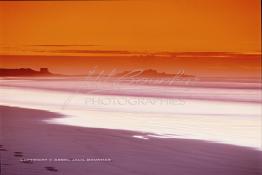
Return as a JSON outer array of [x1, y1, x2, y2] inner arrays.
[[45, 166, 58, 172], [14, 151, 23, 157], [0, 145, 7, 151]]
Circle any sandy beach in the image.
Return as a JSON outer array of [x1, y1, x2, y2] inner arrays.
[[0, 105, 261, 175], [0, 77, 261, 175], [0, 78, 261, 149]]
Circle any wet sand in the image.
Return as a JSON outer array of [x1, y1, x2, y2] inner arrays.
[[0, 106, 261, 175]]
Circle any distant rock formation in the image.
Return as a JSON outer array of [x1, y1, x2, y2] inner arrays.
[[40, 68, 50, 74], [0, 68, 55, 76], [115, 69, 194, 78]]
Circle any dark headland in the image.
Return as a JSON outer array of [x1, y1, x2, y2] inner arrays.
[[0, 68, 59, 77], [115, 69, 195, 78]]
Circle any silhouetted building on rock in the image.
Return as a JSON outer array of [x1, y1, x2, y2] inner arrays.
[[40, 68, 50, 74], [0, 68, 54, 76]]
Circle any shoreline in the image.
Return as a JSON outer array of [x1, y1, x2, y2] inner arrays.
[[1, 85, 261, 149]]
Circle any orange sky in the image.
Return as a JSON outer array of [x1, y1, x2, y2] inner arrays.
[[1, 0, 261, 53], [0, 0, 261, 76]]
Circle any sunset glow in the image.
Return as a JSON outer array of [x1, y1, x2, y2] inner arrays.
[[0, 0, 261, 76]]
